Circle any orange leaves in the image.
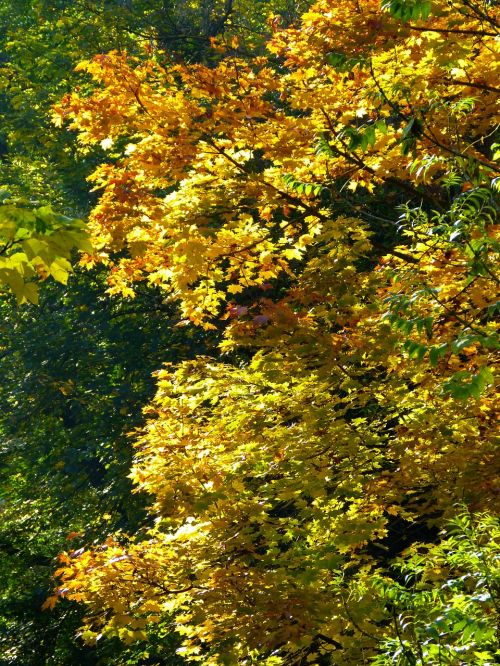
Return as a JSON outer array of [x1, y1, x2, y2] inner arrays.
[[46, 2, 500, 663], [55, 52, 317, 323], [41, 595, 58, 611]]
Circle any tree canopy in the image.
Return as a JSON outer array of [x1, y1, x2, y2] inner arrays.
[[0, 0, 498, 664]]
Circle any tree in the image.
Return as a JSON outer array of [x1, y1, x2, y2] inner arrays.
[[0, 0, 302, 211], [0, 2, 313, 663], [0, 265, 218, 664], [11, 0, 500, 663]]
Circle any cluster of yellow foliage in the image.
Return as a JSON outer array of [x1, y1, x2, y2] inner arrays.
[[48, 0, 498, 663]]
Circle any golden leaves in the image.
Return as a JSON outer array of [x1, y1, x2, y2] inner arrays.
[[45, 2, 500, 663], [55, 0, 498, 327]]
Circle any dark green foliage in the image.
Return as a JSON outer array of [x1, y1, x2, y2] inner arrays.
[[0, 268, 216, 664]]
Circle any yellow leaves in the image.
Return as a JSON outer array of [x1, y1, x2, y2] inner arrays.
[[107, 282, 136, 299], [283, 247, 303, 261], [59, 0, 493, 324], [78, 629, 99, 645], [49, 257, 72, 284], [51, 50, 326, 323], [469, 284, 491, 310], [73, 59, 90, 73], [168, 520, 209, 544], [227, 284, 244, 294], [297, 234, 313, 248], [115, 628, 144, 645], [44, 2, 500, 662]]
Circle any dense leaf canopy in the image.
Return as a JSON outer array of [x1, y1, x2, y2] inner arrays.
[[0, 0, 498, 664]]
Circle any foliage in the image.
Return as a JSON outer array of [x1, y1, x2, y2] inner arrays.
[[0, 2, 315, 663], [52, 0, 499, 327], [0, 267, 217, 664], [371, 510, 500, 665], [0, 0, 302, 210], [0, 191, 90, 303], [45, 0, 499, 662], [0, 0, 125, 212], [0, 0, 499, 664]]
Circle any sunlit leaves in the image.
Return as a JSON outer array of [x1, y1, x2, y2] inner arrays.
[[371, 510, 500, 665], [45, 0, 500, 663], [0, 192, 90, 303]]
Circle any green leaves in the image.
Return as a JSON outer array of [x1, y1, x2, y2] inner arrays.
[[282, 174, 324, 197], [399, 117, 423, 155], [338, 121, 387, 152], [325, 51, 367, 72], [372, 510, 500, 665], [0, 194, 90, 303], [381, 183, 498, 400], [381, 313, 497, 397], [383, 311, 434, 339], [401, 339, 427, 360], [381, 0, 432, 22], [442, 366, 494, 400], [428, 343, 448, 367]]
